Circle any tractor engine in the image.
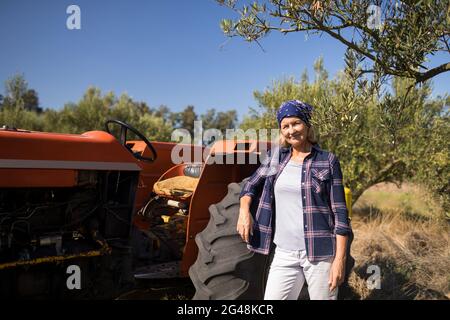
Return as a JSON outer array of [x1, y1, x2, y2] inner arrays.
[[0, 128, 144, 298], [0, 186, 101, 261], [0, 170, 136, 259]]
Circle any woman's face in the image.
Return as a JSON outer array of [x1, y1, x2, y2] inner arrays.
[[280, 116, 309, 147]]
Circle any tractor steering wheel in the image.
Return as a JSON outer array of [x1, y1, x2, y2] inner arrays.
[[105, 119, 157, 163]]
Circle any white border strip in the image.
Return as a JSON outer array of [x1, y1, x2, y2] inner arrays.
[[0, 159, 141, 171]]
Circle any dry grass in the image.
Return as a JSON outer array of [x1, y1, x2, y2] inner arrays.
[[346, 183, 450, 300]]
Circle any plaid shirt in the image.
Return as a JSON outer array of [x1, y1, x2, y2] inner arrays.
[[239, 144, 352, 262]]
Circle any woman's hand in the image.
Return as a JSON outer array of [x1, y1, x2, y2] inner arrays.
[[328, 257, 346, 292], [236, 207, 254, 243]]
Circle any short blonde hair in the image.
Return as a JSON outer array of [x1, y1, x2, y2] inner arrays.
[[279, 125, 318, 148]]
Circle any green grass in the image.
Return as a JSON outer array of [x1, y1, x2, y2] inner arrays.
[[354, 182, 445, 220]]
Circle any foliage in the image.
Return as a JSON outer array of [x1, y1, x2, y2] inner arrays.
[[1, 74, 42, 114], [172, 105, 198, 137], [0, 75, 239, 144], [201, 108, 238, 130], [216, 0, 450, 83], [414, 109, 450, 216]]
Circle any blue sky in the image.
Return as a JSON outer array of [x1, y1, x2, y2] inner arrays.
[[0, 0, 448, 120]]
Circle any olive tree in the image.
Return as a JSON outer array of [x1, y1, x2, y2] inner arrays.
[[217, 0, 449, 83]]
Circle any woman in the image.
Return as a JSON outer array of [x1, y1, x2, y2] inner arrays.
[[237, 100, 352, 300]]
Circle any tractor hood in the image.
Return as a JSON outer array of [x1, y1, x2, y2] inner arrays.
[[0, 128, 141, 171]]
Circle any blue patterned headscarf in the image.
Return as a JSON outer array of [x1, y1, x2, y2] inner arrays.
[[276, 100, 313, 127]]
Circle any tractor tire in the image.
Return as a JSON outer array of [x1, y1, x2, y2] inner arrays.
[[188, 181, 269, 300]]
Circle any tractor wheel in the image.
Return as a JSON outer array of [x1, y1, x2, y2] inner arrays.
[[188, 181, 269, 300]]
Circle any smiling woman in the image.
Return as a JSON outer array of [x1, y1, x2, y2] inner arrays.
[[279, 118, 317, 150], [237, 100, 353, 300]]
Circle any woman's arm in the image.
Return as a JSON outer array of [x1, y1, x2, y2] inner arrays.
[[328, 154, 352, 292], [237, 149, 274, 242], [237, 195, 254, 243], [329, 234, 348, 291], [239, 150, 273, 200], [329, 155, 352, 236]]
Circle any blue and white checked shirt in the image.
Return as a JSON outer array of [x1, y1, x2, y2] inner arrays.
[[239, 144, 352, 262]]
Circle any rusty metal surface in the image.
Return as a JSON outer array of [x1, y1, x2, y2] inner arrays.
[[0, 249, 105, 270]]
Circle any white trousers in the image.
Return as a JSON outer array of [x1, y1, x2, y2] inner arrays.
[[264, 247, 338, 300]]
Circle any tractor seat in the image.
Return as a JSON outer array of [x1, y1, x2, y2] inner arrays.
[[153, 176, 199, 199], [153, 164, 203, 200]]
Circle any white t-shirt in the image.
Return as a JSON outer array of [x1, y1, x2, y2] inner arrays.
[[273, 159, 306, 251]]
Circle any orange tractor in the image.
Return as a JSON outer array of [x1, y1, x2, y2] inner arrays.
[[0, 120, 353, 299]]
